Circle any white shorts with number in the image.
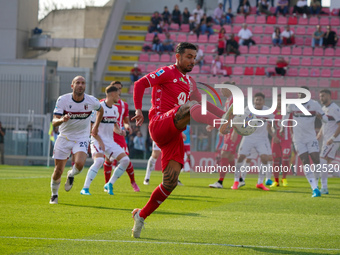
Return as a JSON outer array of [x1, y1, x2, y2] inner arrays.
[[239, 138, 272, 157], [320, 142, 340, 159], [53, 136, 89, 160], [90, 140, 125, 160], [152, 141, 161, 151], [294, 139, 319, 156]]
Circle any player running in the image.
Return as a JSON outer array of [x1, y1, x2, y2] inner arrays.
[[50, 76, 103, 204], [102, 81, 140, 192], [80, 85, 130, 195], [131, 42, 229, 238], [317, 89, 340, 195]]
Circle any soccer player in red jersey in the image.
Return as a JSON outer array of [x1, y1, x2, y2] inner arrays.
[[131, 42, 228, 238], [102, 81, 140, 192], [270, 94, 292, 187]]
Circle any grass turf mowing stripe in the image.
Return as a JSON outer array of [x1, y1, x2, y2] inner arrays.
[[1, 236, 339, 251]]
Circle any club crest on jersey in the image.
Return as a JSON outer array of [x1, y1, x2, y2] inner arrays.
[[180, 77, 187, 84], [84, 104, 88, 110], [155, 69, 165, 77]]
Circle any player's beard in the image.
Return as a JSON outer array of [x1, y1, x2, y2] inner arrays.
[[74, 87, 85, 97]]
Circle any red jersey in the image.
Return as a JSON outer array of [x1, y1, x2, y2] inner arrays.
[[273, 108, 292, 141], [134, 65, 191, 120], [114, 99, 129, 128]]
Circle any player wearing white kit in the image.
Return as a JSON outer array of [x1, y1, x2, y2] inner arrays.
[[50, 76, 104, 204], [231, 92, 276, 191], [80, 85, 129, 195], [144, 141, 161, 185], [285, 86, 327, 197], [317, 89, 340, 195]]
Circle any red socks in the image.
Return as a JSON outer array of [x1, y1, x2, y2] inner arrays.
[[126, 161, 136, 184], [219, 157, 229, 181], [139, 184, 171, 219], [103, 161, 112, 183]]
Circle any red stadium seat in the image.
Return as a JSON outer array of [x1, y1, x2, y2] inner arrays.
[[239, 46, 248, 54], [170, 23, 179, 30], [324, 48, 335, 56], [233, 66, 244, 75], [255, 67, 265, 75], [225, 56, 235, 64], [268, 56, 277, 65], [290, 57, 300, 66], [270, 47, 280, 55], [139, 53, 149, 62], [246, 15, 256, 24], [274, 77, 285, 86], [198, 34, 208, 43], [312, 58, 322, 66], [309, 17, 318, 25], [331, 8, 339, 16], [250, 7, 257, 14], [241, 76, 252, 85], [330, 17, 340, 26], [303, 48, 313, 56], [208, 34, 218, 43], [146, 64, 157, 73], [262, 36, 272, 44], [277, 16, 287, 25], [128, 85, 134, 94], [223, 25, 232, 33], [288, 16, 297, 25], [236, 56, 246, 64], [306, 26, 315, 35], [232, 25, 242, 34], [252, 36, 261, 44], [263, 77, 274, 86], [149, 54, 160, 62], [181, 24, 190, 32], [244, 67, 254, 75], [331, 90, 338, 100], [334, 59, 340, 67], [187, 34, 197, 43], [190, 66, 200, 74], [253, 26, 264, 34], [331, 80, 340, 87], [321, 7, 330, 15], [197, 75, 208, 83], [313, 48, 324, 56], [160, 54, 170, 62], [234, 16, 245, 24], [247, 56, 257, 64], [300, 57, 311, 66], [319, 17, 329, 26], [264, 26, 274, 34], [296, 78, 307, 87], [256, 16, 266, 24], [281, 47, 291, 55], [145, 33, 154, 42], [308, 79, 318, 87], [138, 64, 146, 73], [205, 45, 216, 53], [205, 55, 214, 64], [333, 70, 340, 78], [176, 34, 187, 43], [158, 33, 166, 40], [321, 69, 331, 77], [209, 75, 220, 84], [200, 65, 210, 74], [299, 68, 309, 77], [171, 54, 176, 62], [298, 17, 308, 25], [295, 37, 304, 46], [319, 79, 329, 87], [305, 37, 312, 46], [287, 68, 298, 76], [249, 46, 259, 54], [258, 56, 268, 65], [323, 58, 333, 67], [336, 48, 340, 56], [260, 45, 270, 54], [285, 78, 296, 87], [267, 16, 276, 24], [253, 77, 263, 86], [295, 27, 306, 35], [310, 68, 320, 77]]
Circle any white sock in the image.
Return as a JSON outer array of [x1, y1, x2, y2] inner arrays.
[[234, 162, 242, 182], [320, 158, 328, 190], [109, 156, 130, 185], [241, 162, 249, 181], [51, 176, 61, 196], [303, 164, 318, 190], [145, 156, 157, 180], [258, 165, 265, 185], [69, 164, 82, 177], [266, 161, 272, 181], [83, 157, 104, 189]]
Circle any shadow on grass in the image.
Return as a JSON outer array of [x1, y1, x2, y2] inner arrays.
[[244, 246, 336, 255]]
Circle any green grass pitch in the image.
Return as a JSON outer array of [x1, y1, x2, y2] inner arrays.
[[0, 165, 340, 254]]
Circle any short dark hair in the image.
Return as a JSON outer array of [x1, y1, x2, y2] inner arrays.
[[105, 85, 118, 94], [254, 92, 265, 99], [175, 42, 197, 55], [301, 86, 310, 91], [110, 80, 123, 88], [320, 89, 331, 96]]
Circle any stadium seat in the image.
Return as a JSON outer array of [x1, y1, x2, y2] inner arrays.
[[289, 57, 300, 66], [232, 25, 241, 34], [253, 77, 263, 86], [187, 34, 197, 43], [230, 76, 241, 84], [299, 68, 309, 77], [267, 16, 276, 24], [181, 24, 190, 32], [146, 64, 157, 73], [239, 46, 248, 54], [295, 27, 306, 35], [236, 56, 246, 64], [264, 26, 274, 34], [288, 16, 297, 25], [285, 78, 296, 87], [262, 89, 271, 98], [256, 15, 266, 24], [241, 76, 252, 85], [212, 24, 221, 32], [234, 15, 245, 24], [255, 67, 265, 75], [277, 16, 287, 25], [170, 33, 176, 41], [312, 58, 322, 66], [308, 79, 318, 87], [197, 75, 208, 83], [170, 23, 179, 30], [128, 85, 134, 94], [258, 56, 268, 65], [313, 48, 324, 56], [198, 34, 208, 43], [306, 26, 315, 35], [206, 45, 216, 53], [149, 54, 160, 62], [223, 25, 232, 33], [330, 17, 340, 26], [295, 78, 307, 87], [335, 48, 340, 56], [270, 47, 280, 55], [250, 6, 257, 14], [209, 76, 219, 84], [324, 48, 335, 56], [287, 68, 298, 76], [244, 67, 254, 75], [224, 56, 235, 64], [160, 54, 170, 62], [331, 90, 338, 100], [138, 64, 146, 73], [191, 66, 200, 74], [321, 7, 330, 15], [253, 26, 264, 34], [233, 66, 243, 75], [246, 15, 256, 24], [333, 69, 340, 78], [331, 8, 339, 16], [249, 45, 259, 54], [281, 47, 291, 55], [139, 53, 149, 62], [263, 77, 274, 86], [262, 36, 272, 44], [176, 34, 187, 43], [268, 56, 277, 65], [208, 34, 218, 43], [252, 36, 261, 44], [334, 59, 340, 67], [260, 45, 270, 54], [274, 77, 285, 86], [145, 33, 154, 42], [331, 80, 340, 87], [309, 17, 318, 25], [321, 69, 331, 77], [319, 17, 329, 26], [247, 56, 257, 65], [298, 17, 308, 25], [200, 65, 210, 74], [171, 54, 176, 62], [295, 37, 304, 46], [303, 48, 313, 56], [323, 58, 333, 67], [304, 37, 312, 46], [158, 33, 166, 40], [319, 79, 329, 87], [205, 55, 214, 64]]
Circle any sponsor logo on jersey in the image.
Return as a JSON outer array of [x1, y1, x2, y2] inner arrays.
[[150, 74, 155, 79], [64, 111, 92, 119], [180, 77, 187, 84], [101, 116, 117, 123], [155, 69, 165, 77]]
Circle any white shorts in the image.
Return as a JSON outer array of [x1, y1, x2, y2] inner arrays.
[[91, 140, 125, 160], [239, 137, 272, 157], [247, 148, 258, 159], [320, 142, 340, 159], [152, 141, 161, 151], [53, 136, 89, 160], [294, 139, 319, 156]]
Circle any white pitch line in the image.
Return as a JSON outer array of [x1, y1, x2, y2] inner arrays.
[[0, 236, 339, 251], [0, 176, 48, 180]]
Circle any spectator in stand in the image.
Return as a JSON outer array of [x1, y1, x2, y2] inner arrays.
[[162, 6, 171, 26], [293, 0, 309, 18], [182, 7, 191, 24], [193, 4, 204, 20], [312, 25, 324, 48], [212, 55, 228, 77], [226, 34, 240, 58], [257, 0, 272, 16], [272, 27, 283, 46], [162, 32, 174, 52], [152, 33, 163, 53], [195, 44, 205, 72], [214, 2, 225, 25], [310, 0, 321, 15], [130, 63, 142, 82], [281, 25, 295, 46], [237, 0, 251, 17], [200, 13, 214, 38], [148, 11, 163, 33], [275, 0, 289, 16], [171, 5, 181, 30], [189, 13, 200, 35], [133, 131, 145, 159], [238, 23, 255, 46], [225, 8, 234, 24], [323, 25, 338, 48], [223, 0, 232, 11], [218, 27, 227, 55], [275, 57, 289, 77]]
